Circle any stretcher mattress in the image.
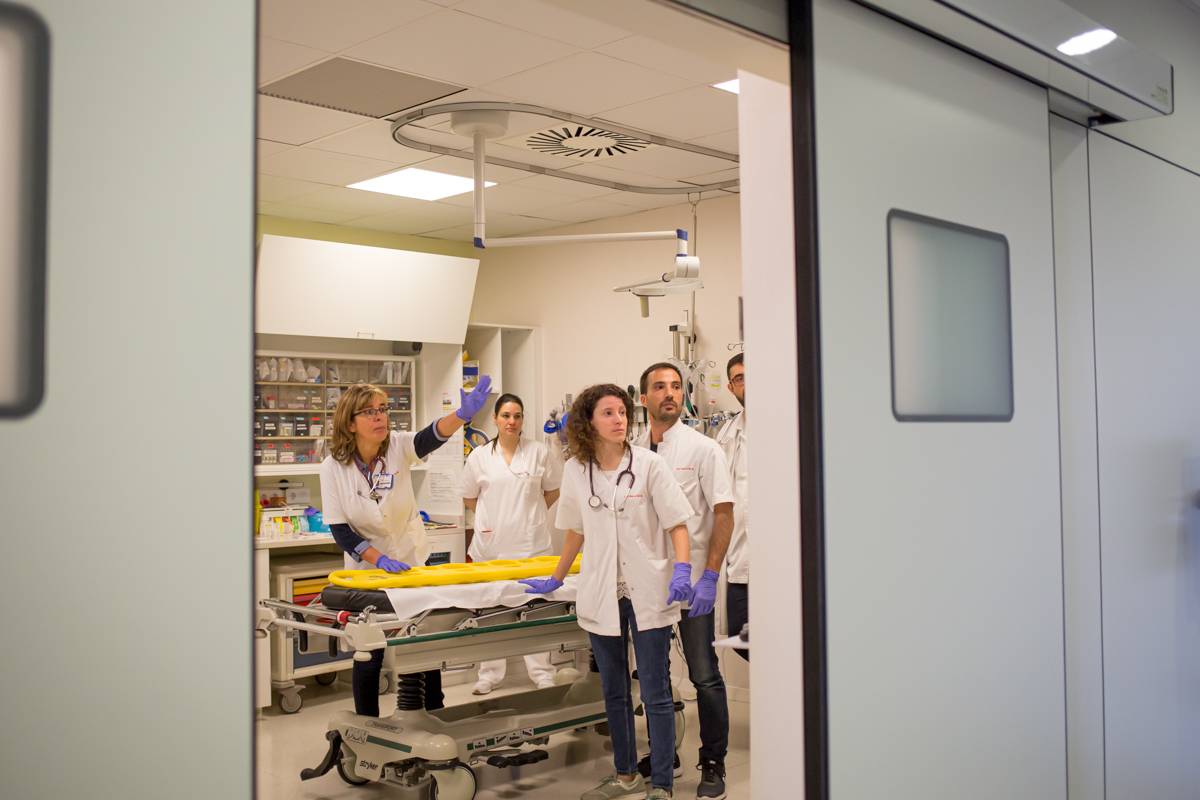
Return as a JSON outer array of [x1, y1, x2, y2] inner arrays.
[[319, 575, 581, 621]]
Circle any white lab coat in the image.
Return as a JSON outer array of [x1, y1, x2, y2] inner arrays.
[[320, 431, 428, 570], [634, 419, 736, 582], [715, 411, 749, 584], [555, 445, 694, 636], [461, 438, 562, 561]]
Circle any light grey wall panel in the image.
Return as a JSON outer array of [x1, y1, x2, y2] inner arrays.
[[0, 2, 255, 798], [1089, 130, 1200, 799], [814, 0, 1066, 796], [1050, 114, 1105, 800]]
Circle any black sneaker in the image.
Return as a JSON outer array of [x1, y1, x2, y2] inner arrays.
[[697, 759, 726, 800], [636, 751, 683, 780]]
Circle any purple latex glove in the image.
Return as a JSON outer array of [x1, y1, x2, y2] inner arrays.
[[519, 576, 564, 595], [688, 569, 720, 617], [376, 555, 411, 573], [667, 562, 693, 605], [456, 374, 493, 421]]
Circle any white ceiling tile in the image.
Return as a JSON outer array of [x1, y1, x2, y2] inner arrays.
[[257, 139, 293, 161], [599, 85, 737, 141], [345, 202, 477, 235], [563, 162, 693, 190], [483, 52, 691, 116], [687, 129, 738, 153], [257, 174, 329, 203], [599, 147, 736, 181], [527, 196, 646, 224], [598, 190, 693, 211], [423, 212, 562, 240], [417, 154, 533, 184], [596, 35, 734, 84], [260, 0, 439, 53], [258, 201, 362, 225], [453, 0, 629, 48], [345, 10, 578, 87], [260, 147, 399, 185], [258, 96, 366, 145], [438, 181, 577, 214], [259, 37, 330, 86], [504, 174, 621, 200], [684, 167, 740, 185], [483, 141, 582, 170], [306, 119, 440, 165]]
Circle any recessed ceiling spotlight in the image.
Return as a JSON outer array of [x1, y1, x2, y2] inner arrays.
[[1056, 28, 1117, 56], [712, 78, 740, 94], [348, 167, 495, 201]]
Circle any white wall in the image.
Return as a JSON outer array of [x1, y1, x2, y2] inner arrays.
[[469, 195, 744, 419], [0, 2, 254, 798], [1064, 0, 1200, 173]]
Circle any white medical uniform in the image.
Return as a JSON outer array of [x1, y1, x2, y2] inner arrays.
[[320, 431, 429, 571], [461, 438, 562, 688], [556, 445, 694, 636], [461, 439, 562, 561], [634, 419, 735, 584], [715, 412, 749, 584]]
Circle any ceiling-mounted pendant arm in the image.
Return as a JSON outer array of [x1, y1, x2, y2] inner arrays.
[[473, 129, 486, 249]]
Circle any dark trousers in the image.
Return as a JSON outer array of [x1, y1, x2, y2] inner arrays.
[[351, 649, 444, 717], [726, 581, 750, 662], [590, 598, 676, 791], [676, 609, 729, 764]]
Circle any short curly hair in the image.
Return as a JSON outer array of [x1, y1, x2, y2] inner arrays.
[[566, 383, 633, 466]]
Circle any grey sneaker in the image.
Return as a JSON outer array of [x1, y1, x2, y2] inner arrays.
[[646, 788, 673, 799], [581, 774, 645, 800], [696, 759, 726, 799]]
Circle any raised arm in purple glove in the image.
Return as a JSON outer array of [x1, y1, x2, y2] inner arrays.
[[519, 576, 564, 595], [666, 562, 693, 605], [688, 569, 719, 617], [456, 374, 493, 421]]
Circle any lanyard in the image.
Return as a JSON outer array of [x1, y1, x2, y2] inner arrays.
[[354, 454, 385, 502]]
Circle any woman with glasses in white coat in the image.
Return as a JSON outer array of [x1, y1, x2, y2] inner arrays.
[[321, 377, 492, 717], [520, 383, 694, 800], [462, 392, 563, 695]]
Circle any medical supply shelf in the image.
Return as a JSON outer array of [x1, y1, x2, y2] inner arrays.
[[253, 351, 417, 474]]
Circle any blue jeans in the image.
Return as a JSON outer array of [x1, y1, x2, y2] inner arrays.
[[677, 609, 729, 763], [589, 598, 675, 791]]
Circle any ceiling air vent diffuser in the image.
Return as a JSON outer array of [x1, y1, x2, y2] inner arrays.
[[525, 126, 649, 159]]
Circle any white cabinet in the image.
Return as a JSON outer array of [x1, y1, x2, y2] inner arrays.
[[256, 235, 479, 344]]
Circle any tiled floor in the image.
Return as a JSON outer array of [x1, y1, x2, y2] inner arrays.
[[257, 670, 750, 799]]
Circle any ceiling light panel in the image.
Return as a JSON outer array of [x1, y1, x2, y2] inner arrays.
[[348, 167, 495, 200], [712, 78, 740, 94]]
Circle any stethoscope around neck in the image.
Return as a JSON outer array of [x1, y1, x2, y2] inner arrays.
[[588, 445, 635, 511]]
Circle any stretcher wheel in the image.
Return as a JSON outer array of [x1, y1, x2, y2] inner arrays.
[[278, 691, 303, 714], [315, 672, 338, 687], [595, 721, 610, 737], [379, 672, 394, 695], [430, 764, 476, 800], [335, 749, 369, 787]]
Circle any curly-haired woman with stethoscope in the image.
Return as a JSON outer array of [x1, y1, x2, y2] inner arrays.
[[520, 383, 694, 800]]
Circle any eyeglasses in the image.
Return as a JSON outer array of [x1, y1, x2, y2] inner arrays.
[[730, 375, 745, 386], [354, 406, 389, 419]]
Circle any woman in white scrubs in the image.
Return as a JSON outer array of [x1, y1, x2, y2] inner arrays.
[[520, 384, 694, 800], [462, 393, 563, 695], [322, 378, 491, 717]]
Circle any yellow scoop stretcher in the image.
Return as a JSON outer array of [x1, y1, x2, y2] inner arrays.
[[329, 555, 581, 590]]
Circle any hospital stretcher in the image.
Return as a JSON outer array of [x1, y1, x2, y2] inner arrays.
[[256, 568, 685, 799]]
